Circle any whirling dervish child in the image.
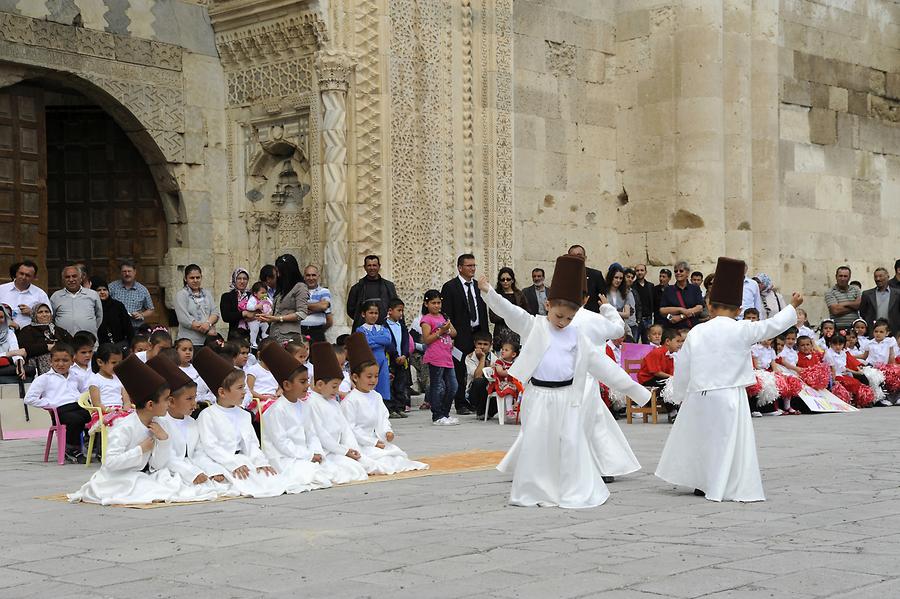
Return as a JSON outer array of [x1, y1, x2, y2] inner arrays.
[[305, 342, 369, 483], [479, 255, 651, 509], [257, 342, 333, 493], [340, 332, 428, 474], [68, 355, 218, 505], [194, 347, 286, 497], [655, 257, 803, 502]]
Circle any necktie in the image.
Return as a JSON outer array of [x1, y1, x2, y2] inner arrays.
[[465, 281, 477, 319]]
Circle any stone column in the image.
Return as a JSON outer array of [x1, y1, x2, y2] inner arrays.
[[316, 52, 353, 332]]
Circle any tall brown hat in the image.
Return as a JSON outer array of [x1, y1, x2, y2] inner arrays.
[[309, 341, 344, 383], [547, 255, 586, 305], [147, 354, 193, 393], [114, 354, 168, 405], [260, 341, 304, 385], [345, 332, 377, 373], [708, 257, 745, 308], [193, 347, 238, 394]]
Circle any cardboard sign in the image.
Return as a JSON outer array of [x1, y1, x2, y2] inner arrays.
[[797, 385, 858, 413]]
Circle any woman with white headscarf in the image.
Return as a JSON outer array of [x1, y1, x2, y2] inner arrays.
[[754, 273, 786, 320]]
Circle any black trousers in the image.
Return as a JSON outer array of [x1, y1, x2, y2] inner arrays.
[[53, 402, 91, 450], [301, 325, 327, 343], [469, 378, 496, 418], [389, 361, 410, 410], [452, 356, 473, 413]]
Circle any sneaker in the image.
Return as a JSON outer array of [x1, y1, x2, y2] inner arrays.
[[432, 417, 448, 426], [388, 411, 401, 419], [602, 476, 615, 484], [396, 410, 408, 418], [878, 399, 892, 407], [445, 416, 460, 425], [751, 411, 763, 418], [457, 408, 472, 416], [65, 450, 86, 464]]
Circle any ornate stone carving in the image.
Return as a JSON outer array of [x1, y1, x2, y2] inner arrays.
[[494, 0, 514, 269], [316, 52, 352, 93], [245, 124, 311, 206], [461, 0, 475, 251]]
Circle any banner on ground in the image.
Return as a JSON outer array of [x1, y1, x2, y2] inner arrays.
[[797, 385, 858, 413]]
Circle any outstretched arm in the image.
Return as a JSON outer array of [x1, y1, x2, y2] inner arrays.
[[478, 277, 534, 338]]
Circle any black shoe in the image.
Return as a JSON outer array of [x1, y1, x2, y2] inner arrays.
[[388, 411, 400, 419], [457, 408, 472, 416], [475, 413, 485, 419], [65, 450, 86, 464], [693, 489, 706, 497], [396, 410, 408, 418], [602, 476, 615, 484]]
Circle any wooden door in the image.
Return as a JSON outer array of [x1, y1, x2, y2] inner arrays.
[[0, 86, 47, 290], [46, 105, 168, 324]]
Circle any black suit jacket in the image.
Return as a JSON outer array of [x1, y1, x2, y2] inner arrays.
[[440, 277, 489, 355], [859, 286, 900, 334], [583, 267, 608, 313], [522, 285, 550, 315]]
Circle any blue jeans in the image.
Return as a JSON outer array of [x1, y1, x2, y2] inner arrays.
[[428, 364, 458, 421]]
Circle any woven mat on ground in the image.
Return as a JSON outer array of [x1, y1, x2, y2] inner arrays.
[[36, 449, 506, 508]]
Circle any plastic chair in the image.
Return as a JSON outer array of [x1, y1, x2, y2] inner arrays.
[[483, 393, 504, 425], [623, 358, 660, 424], [42, 406, 66, 465], [77, 392, 107, 466]]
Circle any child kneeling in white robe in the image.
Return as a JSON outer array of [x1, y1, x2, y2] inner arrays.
[[258, 342, 333, 492], [193, 347, 286, 498], [655, 257, 803, 502], [479, 255, 651, 509], [341, 333, 428, 474], [146, 354, 234, 496], [306, 341, 369, 483], [68, 355, 218, 505]]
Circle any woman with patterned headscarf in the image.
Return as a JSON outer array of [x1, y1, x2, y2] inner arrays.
[[220, 267, 253, 339], [754, 273, 786, 320]]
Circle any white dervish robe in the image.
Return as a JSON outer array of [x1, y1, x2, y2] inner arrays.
[[655, 305, 797, 502], [341, 388, 428, 474], [197, 403, 286, 497], [68, 412, 218, 505], [148, 414, 234, 497], [261, 397, 333, 492], [306, 391, 369, 483], [484, 286, 651, 509]]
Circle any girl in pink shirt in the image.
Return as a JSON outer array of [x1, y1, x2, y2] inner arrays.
[[420, 290, 458, 425]]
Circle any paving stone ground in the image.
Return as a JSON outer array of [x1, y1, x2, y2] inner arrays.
[[2, 407, 899, 599]]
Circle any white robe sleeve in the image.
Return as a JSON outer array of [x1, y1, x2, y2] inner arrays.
[[103, 422, 148, 471], [744, 305, 797, 345], [584, 345, 651, 406], [303, 414, 325, 455], [375, 400, 393, 442], [239, 418, 270, 468], [672, 334, 693, 401], [266, 408, 313, 462], [149, 421, 204, 484], [341, 394, 378, 447], [310, 401, 350, 456], [197, 411, 245, 473], [595, 303, 627, 340], [483, 286, 535, 340]]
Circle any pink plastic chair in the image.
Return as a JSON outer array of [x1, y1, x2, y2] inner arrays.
[[43, 407, 67, 465]]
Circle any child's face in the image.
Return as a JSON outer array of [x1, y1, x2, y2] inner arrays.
[[499, 344, 517, 361], [546, 304, 577, 330], [612, 336, 624, 347], [148, 391, 172, 417], [873, 326, 888, 342], [235, 347, 250, 367], [363, 306, 380, 325], [387, 305, 404, 321], [474, 340, 492, 355], [314, 379, 341, 400], [283, 371, 310, 400], [797, 309, 807, 323], [255, 287, 268, 300], [760, 339, 772, 348], [151, 340, 172, 356], [168, 387, 197, 418], [98, 353, 123, 374], [823, 323, 835, 337], [352, 365, 379, 393], [176, 343, 193, 366], [133, 341, 151, 353], [798, 338, 814, 354], [830, 341, 845, 352], [426, 297, 442, 314], [291, 346, 309, 363], [784, 333, 797, 348], [744, 312, 759, 322], [648, 327, 662, 345], [774, 339, 784, 354], [74, 346, 93, 367], [853, 321, 867, 336], [218, 378, 246, 407], [664, 336, 683, 352], [846, 332, 857, 346], [50, 351, 73, 375]]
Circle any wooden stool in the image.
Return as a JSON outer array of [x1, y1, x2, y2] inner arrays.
[[626, 388, 659, 424]]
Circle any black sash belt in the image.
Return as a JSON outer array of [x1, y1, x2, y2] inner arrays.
[[531, 378, 573, 388]]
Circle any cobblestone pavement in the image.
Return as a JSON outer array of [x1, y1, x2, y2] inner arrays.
[[2, 407, 898, 599]]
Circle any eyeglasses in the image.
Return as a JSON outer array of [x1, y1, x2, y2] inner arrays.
[[674, 269, 686, 273], [499, 278, 513, 282]]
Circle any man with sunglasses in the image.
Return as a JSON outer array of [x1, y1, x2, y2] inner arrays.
[[658, 261, 704, 329]]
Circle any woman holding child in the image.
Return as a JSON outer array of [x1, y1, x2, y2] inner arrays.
[[261, 254, 309, 344]]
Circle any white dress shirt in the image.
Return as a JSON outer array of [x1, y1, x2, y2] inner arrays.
[[0, 282, 51, 328]]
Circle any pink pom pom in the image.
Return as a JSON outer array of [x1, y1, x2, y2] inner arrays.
[[775, 373, 803, 398], [831, 381, 851, 403], [880, 365, 900, 392], [801, 363, 830, 390], [746, 376, 762, 398], [855, 384, 875, 408]]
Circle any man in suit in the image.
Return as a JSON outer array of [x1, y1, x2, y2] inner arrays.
[[440, 253, 489, 415], [346, 255, 400, 330], [522, 268, 550, 316], [859, 267, 900, 334], [567, 244, 607, 312]]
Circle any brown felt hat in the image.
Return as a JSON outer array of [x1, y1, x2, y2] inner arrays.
[[345, 332, 376, 373], [114, 354, 168, 405], [193, 347, 238, 394], [708, 257, 745, 307], [309, 341, 344, 383], [547, 255, 586, 305], [260, 341, 305, 385], [147, 354, 193, 393]]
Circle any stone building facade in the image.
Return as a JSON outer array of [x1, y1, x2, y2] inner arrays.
[[0, 0, 897, 328]]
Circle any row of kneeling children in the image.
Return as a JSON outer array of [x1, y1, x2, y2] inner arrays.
[[41, 332, 427, 505]]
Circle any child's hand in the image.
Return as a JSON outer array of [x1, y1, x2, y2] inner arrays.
[[232, 465, 251, 480], [386, 431, 394, 442], [211, 474, 227, 483], [477, 276, 490, 293], [346, 448, 361, 460], [598, 293, 607, 305], [396, 356, 408, 366], [257, 466, 277, 477], [495, 365, 508, 377], [139, 437, 155, 453], [791, 292, 804, 308], [148, 422, 169, 441], [375, 440, 386, 449], [312, 453, 323, 463], [193, 473, 209, 485]]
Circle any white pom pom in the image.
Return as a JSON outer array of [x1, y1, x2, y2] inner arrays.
[[660, 377, 678, 405], [755, 370, 778, 406], [609, 389, 627, 410], [859, 366, 886, 402]]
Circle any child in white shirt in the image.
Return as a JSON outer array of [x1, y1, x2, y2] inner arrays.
[[87, 344, 132, 439], [246, 282, 274, 348], [246, 338, 282, 412], [865, 321, 895, 367]]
